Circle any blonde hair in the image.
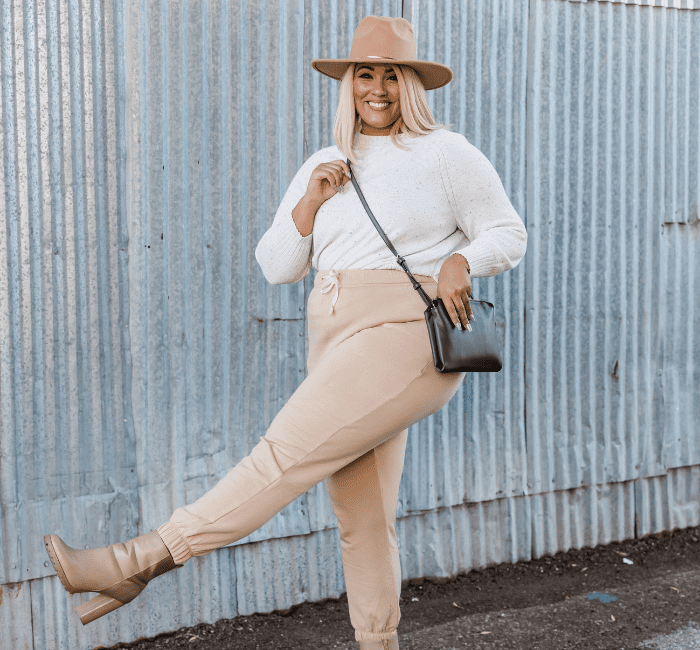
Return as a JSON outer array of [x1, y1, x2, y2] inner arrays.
[[333, 63, 453, 165]]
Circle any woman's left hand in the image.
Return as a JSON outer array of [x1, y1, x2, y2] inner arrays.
[[436, 254, 474, 331]]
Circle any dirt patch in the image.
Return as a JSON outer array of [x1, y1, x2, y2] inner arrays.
[[103, 523, 700, 650]]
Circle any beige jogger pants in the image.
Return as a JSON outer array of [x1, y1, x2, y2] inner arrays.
[[157, 269, 466, 644]]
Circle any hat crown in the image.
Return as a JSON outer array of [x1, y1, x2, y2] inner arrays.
[[349, 15, 417, 61]]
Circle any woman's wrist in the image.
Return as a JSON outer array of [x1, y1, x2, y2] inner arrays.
[[449, 253, 471, 275], [292, 194, 323, 238]]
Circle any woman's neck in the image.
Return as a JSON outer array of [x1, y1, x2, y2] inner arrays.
[[358, 121, 394, 136]]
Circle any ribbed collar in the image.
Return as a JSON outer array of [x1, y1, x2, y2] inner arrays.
[[352, 130, 418, 156]]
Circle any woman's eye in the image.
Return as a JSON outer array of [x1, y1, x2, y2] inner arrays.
[[359, 73, 397, 80]]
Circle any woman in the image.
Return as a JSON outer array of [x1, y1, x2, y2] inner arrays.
[[43, 15, 527, 650]]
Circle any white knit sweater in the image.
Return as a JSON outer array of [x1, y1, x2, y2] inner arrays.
[[255, 128, 527, 285]]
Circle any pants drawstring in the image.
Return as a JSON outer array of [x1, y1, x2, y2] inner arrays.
[[320, 269, 340, 314]]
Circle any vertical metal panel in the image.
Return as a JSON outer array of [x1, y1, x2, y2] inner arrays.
[[635, 466, 700, 536], [525, 0, 700, 503], [529, 480, 637, 558], [397, 493, 534, 580], [661, 224, 700, 471], [0, 0, 137, 587], [0, 582, 32, 650], [1, 0, 139, 646]]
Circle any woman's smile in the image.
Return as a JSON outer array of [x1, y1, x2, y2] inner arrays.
[[367, 101, 391, 110]]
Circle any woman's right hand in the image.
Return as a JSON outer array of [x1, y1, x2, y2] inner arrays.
[[304, 160, 352, 206]]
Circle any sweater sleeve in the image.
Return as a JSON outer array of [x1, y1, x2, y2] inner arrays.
[[438, 134, 527, 279], [254, 152, 323, 285]]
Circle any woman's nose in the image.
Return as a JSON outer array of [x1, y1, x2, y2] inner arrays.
[[371, 78, 389, 93]]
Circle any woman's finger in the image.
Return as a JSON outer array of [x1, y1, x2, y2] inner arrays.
[[444, 296, 464, 331], [454, 297, 471, 332], [463, 289, 474, 323], [332, 171, 342, 191], [446, 301, 461, 330], [337, 165, 350, 187], [320, 165, 338, 190]]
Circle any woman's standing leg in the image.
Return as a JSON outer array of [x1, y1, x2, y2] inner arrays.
[[324, 427, 409, 647]]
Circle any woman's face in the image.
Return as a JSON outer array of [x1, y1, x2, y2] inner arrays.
[[353, 64, 402, 136]]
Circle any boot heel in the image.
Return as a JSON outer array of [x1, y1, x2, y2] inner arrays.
[[75, 593, 123, 625]]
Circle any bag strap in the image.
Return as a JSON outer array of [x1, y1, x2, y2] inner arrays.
[[347, 159, 434, 309]]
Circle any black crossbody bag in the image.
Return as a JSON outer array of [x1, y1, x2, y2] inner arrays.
[[346, 159, 502, 373]]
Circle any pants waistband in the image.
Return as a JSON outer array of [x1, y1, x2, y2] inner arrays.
[[313, 269, 436, 288]]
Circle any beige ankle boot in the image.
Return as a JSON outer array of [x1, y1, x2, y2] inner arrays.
[[358, 637, 399, 649], [44, 529, 181, 625]]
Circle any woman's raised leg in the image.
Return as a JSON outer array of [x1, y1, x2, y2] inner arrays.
[[157, 318, 464, 565]]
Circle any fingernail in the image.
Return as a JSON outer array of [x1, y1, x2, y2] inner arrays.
[[470, 314, 476, 322], [466, 322, 472, 332], [456, 322, 462, 330]]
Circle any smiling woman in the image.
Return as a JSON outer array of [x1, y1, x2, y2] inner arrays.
[[331, 60, 450, 164], [43, 15, 526, 650]]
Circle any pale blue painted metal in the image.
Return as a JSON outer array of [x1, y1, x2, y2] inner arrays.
[[0, 0, 138, 584], [0, 0, 698, 649], [524, 0, 700, 505]]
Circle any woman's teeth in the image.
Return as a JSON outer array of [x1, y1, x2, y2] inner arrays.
[[368, 102, 390, 109]]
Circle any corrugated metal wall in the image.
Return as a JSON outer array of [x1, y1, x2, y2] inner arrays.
[[1, 0, 138, 646], [523, 0, 700, 559], [1, 0, 698, 648]]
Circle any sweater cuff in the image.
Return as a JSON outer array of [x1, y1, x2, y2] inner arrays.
[[273, 208, 313, 255], [265, 212, 314, 266], [453, 240, 500, 278]]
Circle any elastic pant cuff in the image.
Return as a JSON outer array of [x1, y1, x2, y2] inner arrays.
[[355, 629, 399, 643], [156, 522, 193, 566]]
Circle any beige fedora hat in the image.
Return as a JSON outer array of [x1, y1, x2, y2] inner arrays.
[[311, 15, 453, 91]]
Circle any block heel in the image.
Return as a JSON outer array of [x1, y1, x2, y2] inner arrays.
[[75, 593, 123, 625]]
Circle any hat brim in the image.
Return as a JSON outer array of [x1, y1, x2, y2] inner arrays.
[[311, 58, 452, 91]]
